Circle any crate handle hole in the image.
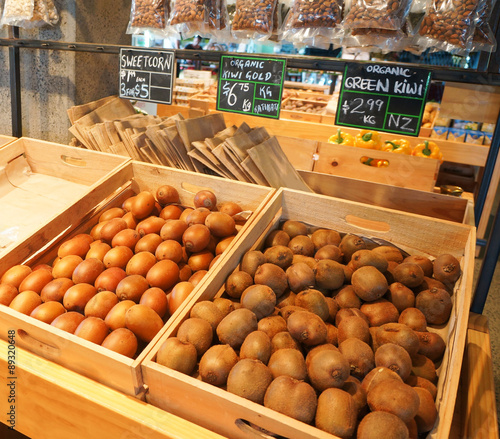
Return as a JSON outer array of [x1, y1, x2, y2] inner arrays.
[[17, 329, 61, 356], [235, 419, 288, 439], [61, 155, 87, 167], [345, 214, 391, 233]]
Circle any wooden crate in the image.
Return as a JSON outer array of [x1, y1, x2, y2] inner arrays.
[[0, 160, 274, 398], [0, 137, 129, 273], [0, 134, 16, 148], [280, 97, 326, 123], [142, 188, 475, 439]]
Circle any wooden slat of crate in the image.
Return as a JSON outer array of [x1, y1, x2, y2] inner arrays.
[[143, 188, 475, 439], [0, 134, 16, 148]]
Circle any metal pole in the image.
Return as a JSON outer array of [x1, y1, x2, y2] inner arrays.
[[8, 26, 22, 137]]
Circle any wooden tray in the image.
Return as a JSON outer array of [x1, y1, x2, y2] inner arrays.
[[142, 187, 475, 439], [0, 160, 274, 398]]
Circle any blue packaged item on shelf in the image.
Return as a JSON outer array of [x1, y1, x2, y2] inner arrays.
[[430, 126, 449, 140], [447, 128, 467, 143], [465, 130, 485, 144]]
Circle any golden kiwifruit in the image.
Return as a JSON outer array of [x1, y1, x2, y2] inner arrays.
[[257, 315, 287, 340], [415, 331, 446, 362], [271, 331, 302, 354], [342, 376, 368, 418], [357, 411, 410, 439], [372, 245, 404, 263], [386, 282, 415, 313], [125, 304, 164, 343], [254, 263, 288, 298], [405, 375, 437, 400], [216, 308, 258, 350], [403, 255, 433, 277], [326, 323, 339, 345], [411, 353, 438, 383], [432, 254, 461, 285], [279, 305, 304, 321], [393, 263, 425, 289], [351, 249, 389, 273], [305, 343, 339, 368], [413, 387, 438, 434], [340, 234, 366, 263], [240, 330, 272, 364], [399, 308, 427, 332], [240, 250, 266, 278], [227, 358, 273, 404], [268, 348, 307, 381], [335, 307, 370, 327], [156, 337, 198, 375], [276, 290, 296, 309], [361, 367, 403, 394], [198, 344, 238, 387], [288, 235, 315, 257], [286, 263, 315, 293], [177, 317, 213, 357], [225, 271, 253, 299], [376, 323, 420, 357], [325, 296, 339, 323], [294, 289, 330, 321], [213, 297, 237, 317], [264, 245, 294, 270], [315, 259, 345, 291], [351, 266, 388, 302], [307, 349, 350, 392], [287, 310, 327, 347], [263, 376, 317, 424], [315, 245, 343, 262], [367, 380, 420, 423], [415, 288, 452, 325], [360, 299, 399, 327], [337, 315, 370, 345], [316, 388, 357, 438], [190, 300, 225, 331], [374, 343, 412, 381], [339, 338, 375, 380], [240, 284, 276, 320], [281, 220, 308, 239], [292, 254, 317, 270], [264, 229, 290, 248], [334, 285, 361, 309], [311, 228, 342, 251]]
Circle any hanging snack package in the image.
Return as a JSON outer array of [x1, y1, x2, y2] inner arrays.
[[24, 0, 59, 27], [231, 0, 279, 41], [342, 0, 412, 31], [169, 0, 206, 37], [127, 0, 169, 36], [0, 0, 34, 27], [471, 0, 497, 52], [204, 0, 231, 39], [344, 26, 406, 52]]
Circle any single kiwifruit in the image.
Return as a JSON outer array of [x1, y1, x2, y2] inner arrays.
[[411, 353, 438, 383], [372, 245, 404, 263], [414, 276, 451, 295], [227, 358, 273, 404], [342, 376, 368, 418], [268, 348, 307, 380], [405, 375, 437, 400], [403, 255, 433, 277], [286, 263, 316, 293], [287, 235, 315, 257], [198, 344, 239, 387], [216, 308, 258, 349], [339, 338, 375, 380], [190, 300, 225, 331], [386, 282, 415, 313], [369, 327, 380, 351], [276, 290, 296, 309], [287, 310, 328, 347], [213, 297, 237, 317], [361, 367, 403, 394], [177, 317, 213, 357], [240, 250, 266, 277], [240, 330, 272, 364], [367, 380, 420, 423], [337, 315, 371, 345], [415, 288, 452, 325], [263, 375, 317, 424], [307, 348, 350, 392], [340, 234, 366, 263], [225, 271, 253, 299], [351, 249, 389, 273], [326, 323, 339, 346], [278, 305, 304, 321], [413, 387, 438, 434], [311, 229, 342, 250], [305, 343, 339, 367], [351, 266, 388, 302], [292, 254, 317, 270], [374, 343, 412, 381], [357, 411, 410, 439], [315, 245, 343, 262], [264, 245, 294, 270], [240, 284, 276, 320], [376, 323, 420, 357], [281, 220, 308, 239], [254, 263, 288, 298], [399, 308, 427, 332], [271, 331, 303, 354], [315, 388, 357, 438], [258, 315, 287, 340], [325, 296, 339, 323], [360, 299, 399, 327], [264, 229, 290, 248], [295, 289, 330, 322], [316, 262, 345, 293], [406, 419, 419, 439], [334, 285, 361, 309], [415, 331, 446, 362], [335, 308, 370, 327], [393, 263, 425, 288], [156, 337, 198, 376], [432, 254, 461, 285]]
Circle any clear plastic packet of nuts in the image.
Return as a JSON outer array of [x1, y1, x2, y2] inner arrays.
[[342, 0, 413, 31], [25, 0, 59, 28], [0, 0, 34, 27], [231, 0, 279, 41], [470, 0, 497, 52], [1, 0, 59, 28], [343, 26, 407, 52], [127, 0, 171, 37]]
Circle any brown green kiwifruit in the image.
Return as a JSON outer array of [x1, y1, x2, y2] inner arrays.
[[334, 285, 361, 309], [240, 284, 276, 320], [263, 375, 317, 424], [287, 310, 328, 347], [411, 353, 438, 383], [305, 343, 339, 368], [315, 388, 357, 438], [376, 323, 420, 357], [372, 245, 404, 263], [406, 419, 419, 439], [268, 348, 307, 381], [335, 307, 370, 327], [295, 289, 330, 322], [240, 330, 272, 364], [315, 259, 345, 290], [216, 308, 258, 350], [342, 376, 368, 418], [413, 387, 438, 434], [413, 276, 451, 295], [271, 331, 302, 354], [281, 220, 309, 239], [288, 235, 315, 257], [384, 261, 398, 285], [156, 337, 198, 376], [351, 266, 388, 302], [337, 315, 370, 345], [286, 263, 315, 293], [240, 250, 266, 278], [278, 305, 304, 321], [360, 299, 399, 327], [374, 342, 412, 381], [433, 253, 461, 285], [393, 263, 425, 288], [351, 249, 389, 272], [264, 245, 294, 270], [291, 255, 316, 271], [367, 380, 420, 423], [369, 327, 380, 351], [386, 282, 415, 313], [198, 344, 239, 387], [264, 229, 290, 248], [315, 245, 343, 262], [361, 366, 403, 394], [307, 348, 350, 391], [405, 375, 437, 400], [225, 271, 253, 299], [340, 234, 366, 263], [325, 296, 339, 323], [177, 317, 213, 357], [415, 288, 452, 325], [189, 300, 225, 331], [415, 331, 446, 362], [213, 297, 237, 317], [326, 323, 339, 346], [339, 338, 375, 380], [276, 290, 296, 309], [403, 255, 433, 277], [343, 263, 354, 284], [311, 229, 342, 250], [399, 308, 427, 332], [254, 263, 288, 298], [258, 315, 287, 340], [227, 358, 273, 404], [357, 411, 410, 439]]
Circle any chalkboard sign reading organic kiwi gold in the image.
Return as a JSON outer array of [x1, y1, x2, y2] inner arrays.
[[217, 55, 286, 119], [336, 63, 432, 136], [119, 48, 175, 105]]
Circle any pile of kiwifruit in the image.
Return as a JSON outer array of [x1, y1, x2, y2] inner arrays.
[[0, 185, 247, 359], [156, 219, 462, 439]]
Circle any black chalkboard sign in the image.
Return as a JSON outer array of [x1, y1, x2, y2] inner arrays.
[[217, 55, 286, 119], [119, 48, 175, 105], [336, 63, 432, 136]]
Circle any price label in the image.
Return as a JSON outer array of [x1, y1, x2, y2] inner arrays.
[[336, 63, 432, 136], [217, 55, 286, 119], [119, 48, 175, 105]]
